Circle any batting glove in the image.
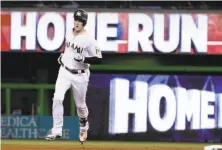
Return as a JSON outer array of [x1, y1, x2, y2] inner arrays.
[[74, 53, 85, 63]]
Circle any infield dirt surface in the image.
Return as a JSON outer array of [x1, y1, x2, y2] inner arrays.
[[1, 140, 209, 150]]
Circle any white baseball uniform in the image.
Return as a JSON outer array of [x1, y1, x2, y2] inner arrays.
[[51, 28, 102, 135]]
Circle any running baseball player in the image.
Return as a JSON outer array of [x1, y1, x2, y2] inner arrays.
[[45, 9, 102, 144]]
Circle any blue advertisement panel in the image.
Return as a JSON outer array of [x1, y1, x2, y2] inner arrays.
[[87, 74, 222, 142], [1, 116, 79, 140]]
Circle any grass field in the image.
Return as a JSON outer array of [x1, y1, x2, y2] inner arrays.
[[1, 139, 212, 150]]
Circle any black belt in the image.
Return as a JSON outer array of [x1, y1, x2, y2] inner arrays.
[[59, 57, 85, 74]]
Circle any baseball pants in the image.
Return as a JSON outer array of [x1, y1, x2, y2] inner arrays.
[[51, 66, 90, 134]]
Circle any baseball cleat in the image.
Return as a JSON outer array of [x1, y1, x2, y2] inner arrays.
[[79, 140, 84, 145], [79, 121, 89, 144], [45, 131, 62, 141]]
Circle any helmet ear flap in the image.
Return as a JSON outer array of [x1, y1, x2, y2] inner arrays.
[[83, 21, 87, 26]]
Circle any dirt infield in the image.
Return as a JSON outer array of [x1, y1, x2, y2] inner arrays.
[[1, 140, 207, 150]]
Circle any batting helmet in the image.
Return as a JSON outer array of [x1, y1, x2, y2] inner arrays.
[[73, 9, 88, 26]]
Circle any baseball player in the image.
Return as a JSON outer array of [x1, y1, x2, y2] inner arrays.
[[45, 9, 102, 144]]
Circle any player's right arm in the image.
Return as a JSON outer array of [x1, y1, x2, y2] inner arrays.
[[57, 53, 63, 65]]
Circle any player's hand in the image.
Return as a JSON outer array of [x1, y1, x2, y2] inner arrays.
[[74, 53, 85, 63]]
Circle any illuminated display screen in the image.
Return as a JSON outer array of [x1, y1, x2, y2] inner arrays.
[[87, 73, 222, 142]]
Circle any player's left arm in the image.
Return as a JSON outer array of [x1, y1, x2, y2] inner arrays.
[[74, 39, 102, 64], [85, 39, 102, 64], [83, 51, 102, 65]]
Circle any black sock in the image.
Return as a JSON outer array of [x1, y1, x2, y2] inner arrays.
[[79, 117, 87, 127]]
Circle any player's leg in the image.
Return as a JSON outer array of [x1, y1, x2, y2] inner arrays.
[[71, 81, 89, 143], [46, 67, 71, 140]]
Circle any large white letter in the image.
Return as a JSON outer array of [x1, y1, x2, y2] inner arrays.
[[217, 94, 222, 128], [128, 13, 154, 52], [85, 12, 96, 38], [180, 14, 208, 53], [10, 12, 37, 50], [174, 88, 201, 130], [37, 12, 65, 51], [109, 78, 148, 134], [201, 91, 216, 129], [148, 84, 176, 132], [97, 13, 118, 52], [153, 14, 180, 53]]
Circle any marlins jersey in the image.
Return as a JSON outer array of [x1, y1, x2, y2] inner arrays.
[[61, 29, 102, 70]]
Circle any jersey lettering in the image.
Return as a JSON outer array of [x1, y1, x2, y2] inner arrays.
[[66, 41, 84, 53]]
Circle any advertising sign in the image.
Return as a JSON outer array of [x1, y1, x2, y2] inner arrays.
[[86, 74, 222, 142], [1, 10, 222, 54], [1, 74, 222, 142], [1, 116, 79, 140]]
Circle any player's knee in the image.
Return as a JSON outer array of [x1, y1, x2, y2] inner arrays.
[[76, 101, 87, 109], [53, 93, 64, 101], [52, 99, 63, 109]]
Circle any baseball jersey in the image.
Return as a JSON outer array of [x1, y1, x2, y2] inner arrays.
[[61, 28, 102, 70]]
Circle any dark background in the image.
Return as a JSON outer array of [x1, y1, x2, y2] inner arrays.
[[2, 52, 222, 84]]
